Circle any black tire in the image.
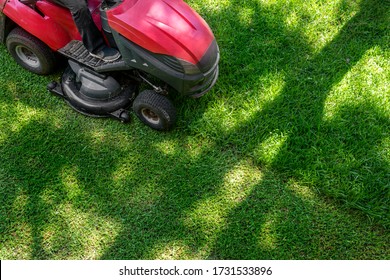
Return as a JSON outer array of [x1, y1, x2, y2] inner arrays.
[[6, 27, 57, 75], [133, 90, 177, 131]]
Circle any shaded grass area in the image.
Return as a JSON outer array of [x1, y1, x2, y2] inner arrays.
[[0, 0, 389, 259]]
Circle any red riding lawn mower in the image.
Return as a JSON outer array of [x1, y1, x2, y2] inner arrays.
[[0, 0, 219, 130]]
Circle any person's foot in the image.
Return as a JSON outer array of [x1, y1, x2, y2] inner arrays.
[[90, 46, 121, 62]]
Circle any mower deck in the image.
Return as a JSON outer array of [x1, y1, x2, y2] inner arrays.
[[58, 40, 128, 72]]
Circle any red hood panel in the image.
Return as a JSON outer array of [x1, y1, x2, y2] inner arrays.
[[107, 0, 215, 64]]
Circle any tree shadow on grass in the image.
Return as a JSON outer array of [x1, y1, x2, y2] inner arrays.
[[0, 117, 241, 258], [0, 0, 388, 260], [0, 118, 120, 258], [209, 0, 389, 258], [101, 0, 389, 259]]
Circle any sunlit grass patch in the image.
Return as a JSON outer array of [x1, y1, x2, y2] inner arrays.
[[60, 165, 84, 200], [181, 160, 263, 256], [0, 221, 33, 259], [253, 131, 289, 165], [323, 46, 389, 121], [190, 71, 286, 141], [45, 203, 121, 259]]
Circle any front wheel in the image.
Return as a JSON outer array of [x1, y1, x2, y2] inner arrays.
[[132, 90, 177, 131], [6, 27, 57, 75]]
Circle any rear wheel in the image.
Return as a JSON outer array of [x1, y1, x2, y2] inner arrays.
[[6, 27, 57, 75], [133, 90, 177, 131]]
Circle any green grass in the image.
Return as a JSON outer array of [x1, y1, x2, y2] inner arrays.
[[0, 0, 389, 259]]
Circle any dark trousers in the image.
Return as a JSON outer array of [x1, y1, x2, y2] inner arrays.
[[50, 0, 105, 53]]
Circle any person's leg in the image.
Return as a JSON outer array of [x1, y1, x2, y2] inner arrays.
[[51, 0, 104, 52], [50, 0, 120, 61]]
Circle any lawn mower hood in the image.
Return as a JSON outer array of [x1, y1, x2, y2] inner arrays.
[[103, 0, 220, 97]]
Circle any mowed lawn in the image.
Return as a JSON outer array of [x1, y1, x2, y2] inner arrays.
[[0, 0, 389, 259]]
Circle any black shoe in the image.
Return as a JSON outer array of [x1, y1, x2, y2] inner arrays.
[[90, 46, 121, 62]]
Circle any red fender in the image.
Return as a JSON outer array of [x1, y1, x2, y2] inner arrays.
[[2, 0, 103, 50], [3, 0, 72, 49]]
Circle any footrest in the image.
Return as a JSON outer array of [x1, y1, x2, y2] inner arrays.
[[58, 40, 127, 72]]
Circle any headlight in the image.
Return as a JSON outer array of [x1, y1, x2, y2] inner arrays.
[[177, 59, 201, 75], [157, 55, 201, 75]]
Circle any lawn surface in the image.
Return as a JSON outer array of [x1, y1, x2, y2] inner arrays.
[[0, 0, 389, 259]]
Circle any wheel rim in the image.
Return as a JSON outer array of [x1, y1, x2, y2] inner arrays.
[[15, 45, 40, 68], [141, 108, 160, 125]]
